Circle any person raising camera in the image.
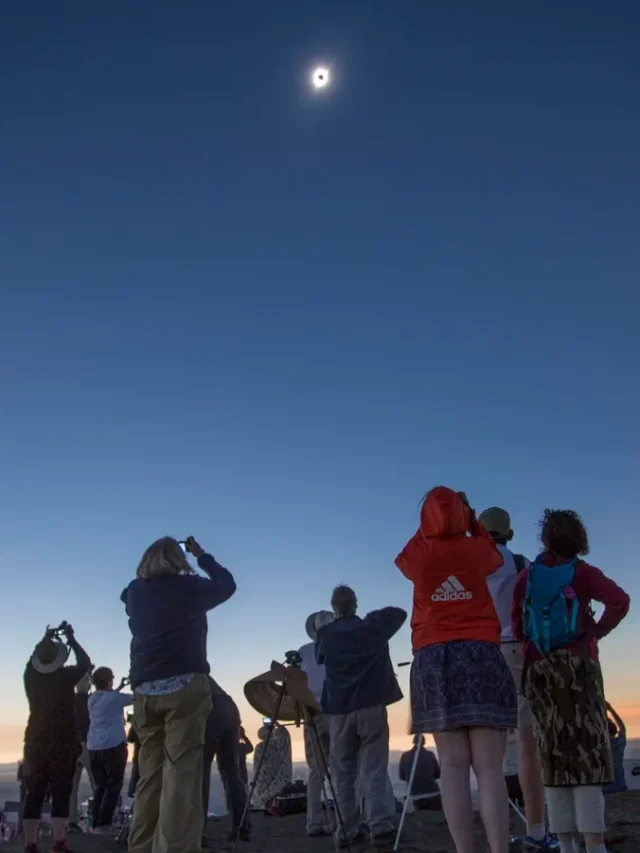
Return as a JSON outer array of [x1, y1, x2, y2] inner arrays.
[[22, 622, 91, 853], [121, 535, 236, 853], [87, 668, 133, 832]]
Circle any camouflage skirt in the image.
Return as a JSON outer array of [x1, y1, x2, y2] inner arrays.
[[524, 649, 613, 787]]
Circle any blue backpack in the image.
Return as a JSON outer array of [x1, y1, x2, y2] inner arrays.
[[523, 559, 580, 654]]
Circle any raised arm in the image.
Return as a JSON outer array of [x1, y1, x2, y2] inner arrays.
[[186, 537, 237, 610], [365, 606, 408, 642], [395, 528, 427, 582], [63, 625, 92, 683]]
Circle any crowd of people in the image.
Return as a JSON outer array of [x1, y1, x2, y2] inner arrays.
[[18, 493, 631, 853]]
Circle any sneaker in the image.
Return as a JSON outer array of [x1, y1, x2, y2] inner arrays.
[[523, 834, 560, 850], [51, 841, 72, 853], [24, 844, 39, 853], [66, 824, 83, 835], [307, 828, 330, 838]]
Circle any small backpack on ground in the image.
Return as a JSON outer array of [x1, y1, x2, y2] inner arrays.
[[523, 559, 580, 654]]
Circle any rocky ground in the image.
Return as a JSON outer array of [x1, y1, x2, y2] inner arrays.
[[5, 792, 639, 853]]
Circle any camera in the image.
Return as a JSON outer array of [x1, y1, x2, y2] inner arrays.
[[50, 621, 71, 639], [284, 650, 302, 667]]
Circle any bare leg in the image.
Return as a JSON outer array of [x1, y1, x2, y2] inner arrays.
[[23, 819, 39, 845], [433, 730, 473, 853], [52, 817, 67, 843], [469, 728, 509, 853]]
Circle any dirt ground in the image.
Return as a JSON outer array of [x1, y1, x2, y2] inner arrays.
[[6, 792, 639, 853]]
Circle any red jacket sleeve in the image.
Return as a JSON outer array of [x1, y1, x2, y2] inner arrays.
[[395, 528, 426, 582], [511, 569, 528, 642], [579, 563, 630, 639]]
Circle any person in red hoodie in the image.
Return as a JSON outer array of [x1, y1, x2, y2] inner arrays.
[[396, 487, 517, 853], [511, 509, 630, 853]]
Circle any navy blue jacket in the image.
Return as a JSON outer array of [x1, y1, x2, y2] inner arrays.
[[316, 607, 406, 715], [121, 554, 236, 688]]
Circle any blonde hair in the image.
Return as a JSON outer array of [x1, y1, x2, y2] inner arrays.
[[136, 537, 193, 579]]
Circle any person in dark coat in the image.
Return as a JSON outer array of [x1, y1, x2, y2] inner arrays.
[[202, 678, 250, 843]]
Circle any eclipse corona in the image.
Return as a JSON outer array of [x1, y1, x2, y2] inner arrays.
[[311, 67, 330, 90]]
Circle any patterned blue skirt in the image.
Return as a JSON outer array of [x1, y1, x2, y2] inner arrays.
[[410, 640, 518, 733]]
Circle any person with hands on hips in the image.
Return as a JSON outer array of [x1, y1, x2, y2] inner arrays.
[[122, 534, 237, 853]]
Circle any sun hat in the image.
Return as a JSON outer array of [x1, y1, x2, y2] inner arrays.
[[31, 638, 70, 674], [305, 610, 336, 641], [478, 507, 511, 539]]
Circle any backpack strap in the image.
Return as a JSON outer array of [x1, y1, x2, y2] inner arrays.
[[513, 554, 526, 573]]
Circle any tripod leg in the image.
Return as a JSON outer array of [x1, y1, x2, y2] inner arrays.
[[394, 733, 423, 852], [508, 798, 526, 824], [305, 711, 351, 853], [232, 680, 288, 853], [116, 810, 130, 846]]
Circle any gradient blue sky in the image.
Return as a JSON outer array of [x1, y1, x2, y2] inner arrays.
[[1, 2, 639, 760]]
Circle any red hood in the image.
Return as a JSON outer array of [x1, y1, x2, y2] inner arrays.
[[420, 486, 471, 539]]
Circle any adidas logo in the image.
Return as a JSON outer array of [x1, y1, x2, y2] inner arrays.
[[431, 575, 473, 602]]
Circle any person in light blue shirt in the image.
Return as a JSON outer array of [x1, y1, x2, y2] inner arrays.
[[87, 667, 133, 831], [603, 702, 627, 794]]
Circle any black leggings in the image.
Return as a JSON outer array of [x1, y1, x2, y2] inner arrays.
[[22, 741, 77, 820], [90, 743, 128, 828]]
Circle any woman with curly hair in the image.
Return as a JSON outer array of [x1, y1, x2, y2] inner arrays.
[[512, 510, 630, 853], [396, 487, 517, 853]]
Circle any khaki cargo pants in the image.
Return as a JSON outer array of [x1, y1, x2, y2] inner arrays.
[[129, 674, 212, 853]]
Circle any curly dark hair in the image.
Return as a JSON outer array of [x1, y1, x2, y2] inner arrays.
[[540, 509, 589, 559]]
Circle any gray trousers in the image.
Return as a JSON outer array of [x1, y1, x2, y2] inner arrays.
[[328, 705, 395, 841], [303, 714, 331, 834]]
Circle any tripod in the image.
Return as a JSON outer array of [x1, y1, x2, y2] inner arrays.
[[234, 654, 350, 853], [115, 807, 131, 846]]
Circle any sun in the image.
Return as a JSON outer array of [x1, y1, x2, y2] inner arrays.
[[311, 66, 330, 90]]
